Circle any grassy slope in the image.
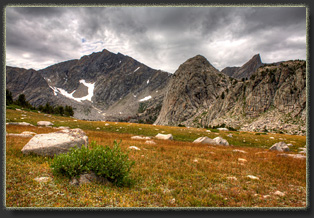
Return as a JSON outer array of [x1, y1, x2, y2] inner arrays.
[[5, 109, 307, 207]]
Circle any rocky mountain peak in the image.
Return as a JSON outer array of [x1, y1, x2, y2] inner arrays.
[[222, 54, 263, 79], [175, 55, 219, 75]]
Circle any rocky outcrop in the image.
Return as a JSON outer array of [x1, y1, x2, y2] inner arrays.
[[155, 55, 306, 135], [154, 55, 229, 126], [21, 128, 88, 157]]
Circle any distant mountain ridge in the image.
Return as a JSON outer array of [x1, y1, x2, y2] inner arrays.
[[7, 49, 170, 121], [6, 49, 306, 135]]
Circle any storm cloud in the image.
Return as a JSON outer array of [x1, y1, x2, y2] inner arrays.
[[6, 6, 306, 73]]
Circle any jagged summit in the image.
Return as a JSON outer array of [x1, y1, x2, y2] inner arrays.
[[222, 54, 263, 79]]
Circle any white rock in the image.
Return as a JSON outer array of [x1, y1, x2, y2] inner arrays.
[[96, 127, 100, 130], [233, 149, 247, 154], [247, 175, 259, 180], [213, 137, 229, 146], [273, 191, 285, 197], [105, 123, 110, 126], [226, 176, 238, 181], [238, 158, 247, 163], [205, 130, 211, 133], [128, 146, 141, 150], [145, 140, 156, 145], [269, 141, 290, 152], [34, 177, 51, 183], [131, 136, 151, 140], [217, 128, 229, 131], [37, 121, 54, 126], [227, 134, 233, 138], [269, 137, 275, 139], [21, 128, 88, 157], [155, 133, 173, 140], [193, 136, 216, 144]]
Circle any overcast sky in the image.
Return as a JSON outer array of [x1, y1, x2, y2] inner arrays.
[[6, 6, 306, 73]]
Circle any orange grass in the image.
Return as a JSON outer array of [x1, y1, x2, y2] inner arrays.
[[5, 109, 307, 208]]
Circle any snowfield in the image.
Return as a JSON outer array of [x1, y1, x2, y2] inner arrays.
[[139, 95, 152, 102], [49, 79, 95, 103]]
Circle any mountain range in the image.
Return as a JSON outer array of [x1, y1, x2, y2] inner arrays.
[[6, 49, 306, 135]]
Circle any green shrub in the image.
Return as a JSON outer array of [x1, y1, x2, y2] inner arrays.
[[50, 140, 135, 187]]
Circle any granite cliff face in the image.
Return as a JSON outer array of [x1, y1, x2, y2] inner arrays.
[[155, 56, 306, 135], [154, 55, 229, 126]]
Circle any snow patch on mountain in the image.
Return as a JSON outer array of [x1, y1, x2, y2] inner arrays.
[[139, 95, 152, 102], [48, 79, 95, 102]]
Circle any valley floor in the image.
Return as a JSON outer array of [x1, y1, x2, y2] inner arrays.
[[5, 109, 307, 208]]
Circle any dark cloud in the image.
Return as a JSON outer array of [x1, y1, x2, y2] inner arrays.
[[5, 6, 306, 72]]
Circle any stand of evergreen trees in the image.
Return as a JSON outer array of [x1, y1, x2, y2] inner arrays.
[[6, 89, 74, 117]]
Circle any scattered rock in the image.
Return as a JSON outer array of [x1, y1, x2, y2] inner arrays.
[[213, 137, 229, 146], [145, 140, 156, 145], [155, 133, 173, 140], [233, 149, 247, 154], [37, 121, 54, 126], [277, 153, 306, 160], [273, 191, 285, 197], [227, 134, 233, 138], [128, 146, 141, 150], [105, 123, 110, 126], [238, 158, 247, 163], [96, 127, 100, 130], [6, 122, 34, 126], [193, 136, 229, 146], [246, 175, 259, 180], [131, 136, 151, 140], [217, 128, 229, 131], [69, 178, 79, 186], [269, 141, 290, 152], [287, 143, 293, 147], [21, 128, 88, 157], [226, 176, 238, 181], [205, 130, 211, 133], [56, 126, 70, 130], [193, 136, 216, 144], [70, 172, 110, 186], [193, 159, 198, 163], [34, 177, 51, 183]]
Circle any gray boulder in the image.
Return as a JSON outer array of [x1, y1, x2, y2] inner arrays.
[[155, 133, 173, 140], [193, 136, 229, 146], [213, 137, 230, 146], [193, 136, 216, 144], [37, 121, 54, 126], [21, 128, 88, 157], [269, 141, 290, 152]]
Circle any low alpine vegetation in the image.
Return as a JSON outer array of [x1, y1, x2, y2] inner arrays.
[[50, 140, 135, 187]]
